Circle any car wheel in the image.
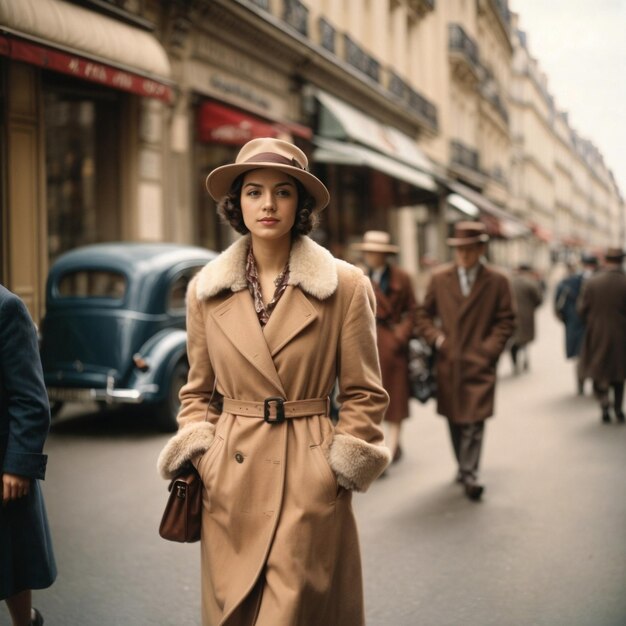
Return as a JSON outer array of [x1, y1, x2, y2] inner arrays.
[[156, 360, 188, 432], [50, 401, 64, 418]]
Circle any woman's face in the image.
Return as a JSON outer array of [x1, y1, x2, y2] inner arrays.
[[240, 168, 298, 242]]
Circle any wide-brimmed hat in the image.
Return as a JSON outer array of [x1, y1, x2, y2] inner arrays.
[[447, 221, 489, 246], [605, 247, 625, 262], [205, 137, 330, 212], [351, 231, 400, 254]]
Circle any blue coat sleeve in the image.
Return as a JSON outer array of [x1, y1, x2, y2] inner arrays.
[[0, 292, 50, 479]]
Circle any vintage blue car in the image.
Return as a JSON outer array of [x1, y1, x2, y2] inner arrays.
[[40, 242, 217, 431]]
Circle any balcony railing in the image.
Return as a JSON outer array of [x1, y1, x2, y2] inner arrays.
[[388, 71, 439, 131], [282, 0, 308, 37], [450, 140, 480, 173], [318, 16, 336, 54], [249, 0, 270, 10], [448, 24, 479, 68], [493, 0, 511, 28], [344, 35, 380, 83]]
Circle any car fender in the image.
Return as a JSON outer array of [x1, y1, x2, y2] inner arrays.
[[127, 328, 188, 402]]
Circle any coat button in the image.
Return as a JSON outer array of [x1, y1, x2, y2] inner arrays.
[[234, 452, 244, 464]]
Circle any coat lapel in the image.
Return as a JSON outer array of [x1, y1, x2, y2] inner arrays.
[[263, 286, 318, 357], [444, 266, 464, 306], [459, 264, 488, 317], [210, 291, 286, 396]]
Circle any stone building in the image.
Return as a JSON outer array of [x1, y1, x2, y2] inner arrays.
[[1, 0, 623, 320]]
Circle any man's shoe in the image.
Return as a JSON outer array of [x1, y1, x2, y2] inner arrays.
[[30, 608, 44, 626], [463, 480, 484, 501], [602, 408, 611, 424]]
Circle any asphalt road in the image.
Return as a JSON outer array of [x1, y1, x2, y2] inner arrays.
[[6, 296, 625, 626]]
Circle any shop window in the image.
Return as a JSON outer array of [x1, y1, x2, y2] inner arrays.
[[44, 78, 122, 265]]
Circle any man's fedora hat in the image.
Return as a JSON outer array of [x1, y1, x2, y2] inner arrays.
[[206, 137, 330, 212], [446, 221, 489, 247], [351, 231, 400, 254], [604, 247, 625, 261]]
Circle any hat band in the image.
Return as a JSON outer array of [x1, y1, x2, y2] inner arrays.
[[244, 152, 306, 170]]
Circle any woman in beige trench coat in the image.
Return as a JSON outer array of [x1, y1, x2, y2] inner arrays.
[[158, 138, 390, 626]]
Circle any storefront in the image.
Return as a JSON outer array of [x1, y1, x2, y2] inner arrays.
[[0, 0, 173, 319], [308, 89, 439, 267]]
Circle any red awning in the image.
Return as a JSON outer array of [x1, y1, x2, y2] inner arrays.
[[197, 101, 312, 145], [0, 33, 173, 103], [530, 223, 553, 243]]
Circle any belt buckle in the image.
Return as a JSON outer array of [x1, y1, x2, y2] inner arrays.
[[264, 396, 285, 424]]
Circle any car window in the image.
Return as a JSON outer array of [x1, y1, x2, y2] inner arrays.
[[168, 266, 203, 313], [58, 270, 127, 299]]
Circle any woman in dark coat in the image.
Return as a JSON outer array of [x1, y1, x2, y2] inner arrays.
[[352, 231, 418, 462], [1, 285, 56, 626]]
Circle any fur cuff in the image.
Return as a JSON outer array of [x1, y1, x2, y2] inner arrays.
[[328, 433, 391, 492], [157, 421, 215, 480]]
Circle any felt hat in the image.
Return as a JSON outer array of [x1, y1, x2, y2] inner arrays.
[[205, 137, 330, 212], [446, 221, 489, 246], [351, 231, 400, 254]]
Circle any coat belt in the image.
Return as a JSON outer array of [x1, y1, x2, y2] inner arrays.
[[222, 397, 329, 419]]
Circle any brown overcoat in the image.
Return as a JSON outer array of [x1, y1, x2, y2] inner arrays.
[[577, 267, 626, 382], [416, 262, 515, 423], [372, 264, 418, 422], [158, 235, 390, 626], [510, 273, 543, 346]]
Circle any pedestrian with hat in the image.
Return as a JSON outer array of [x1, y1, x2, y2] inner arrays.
[[158, 137, 390, 625], [554, 253, 599, 394], [577, 247, 626, 424], [416, 221, 515, 500], [352, 231, 418, 464]]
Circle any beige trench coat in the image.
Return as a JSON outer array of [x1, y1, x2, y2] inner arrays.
[[416, 262, 515, 423], [158, 235, 390, 626]]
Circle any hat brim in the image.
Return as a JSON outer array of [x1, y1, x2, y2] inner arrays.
[[206, 162, 330, 212], [351, 242, 400, 254], [446, 234, 489, 246]]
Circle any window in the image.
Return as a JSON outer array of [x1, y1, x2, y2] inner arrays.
[[58, 270, 126, 299], [167, 266, 204, 313]]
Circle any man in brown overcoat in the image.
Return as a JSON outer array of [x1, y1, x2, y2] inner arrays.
[[352, 231, 418, 463], [417, 222, 515, 500], [577, 247, 626, 424]]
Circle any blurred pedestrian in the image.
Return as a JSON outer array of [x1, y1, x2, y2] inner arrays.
[[416, 222, 515, 500], [352, 231, 418, 463], [554, 253, 599, 394], [158, 137, 390, 626], [508, 263, 543, 374], [1, 286, 56, 626], [577, 247, 626, 424]]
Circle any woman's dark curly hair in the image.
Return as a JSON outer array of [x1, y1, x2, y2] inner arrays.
[[217, 171, 319, 236]]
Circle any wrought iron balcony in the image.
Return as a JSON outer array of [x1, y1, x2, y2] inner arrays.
[[448, 24, 479, 68], [249, 0, 270, 10], [318, 16, 336, 54], [343, 35, 380, 83], [282, 0, 309, 37], [388, 71, 439, 131], [493, 0, 511, 28], [450, 139, 480, 173]]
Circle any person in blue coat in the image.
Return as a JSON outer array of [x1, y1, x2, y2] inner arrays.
[[554, 254, 598, 394], [1, 285, 56, 626]]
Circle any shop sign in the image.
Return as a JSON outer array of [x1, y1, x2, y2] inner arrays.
[[0, 34, 173, 103]]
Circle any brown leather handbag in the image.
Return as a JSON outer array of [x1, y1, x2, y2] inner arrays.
[[159, 466, 202, 543]]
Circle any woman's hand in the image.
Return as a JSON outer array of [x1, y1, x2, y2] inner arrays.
[[2, 473, 31, 504]]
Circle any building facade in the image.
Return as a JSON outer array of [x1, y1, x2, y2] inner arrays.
[[1, 0, 623, 319]]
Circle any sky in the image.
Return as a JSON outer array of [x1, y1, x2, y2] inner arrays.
[[509, 0, 626, 198]]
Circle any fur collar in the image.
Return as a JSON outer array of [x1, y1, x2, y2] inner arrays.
[[195, 235, 338, 301]]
